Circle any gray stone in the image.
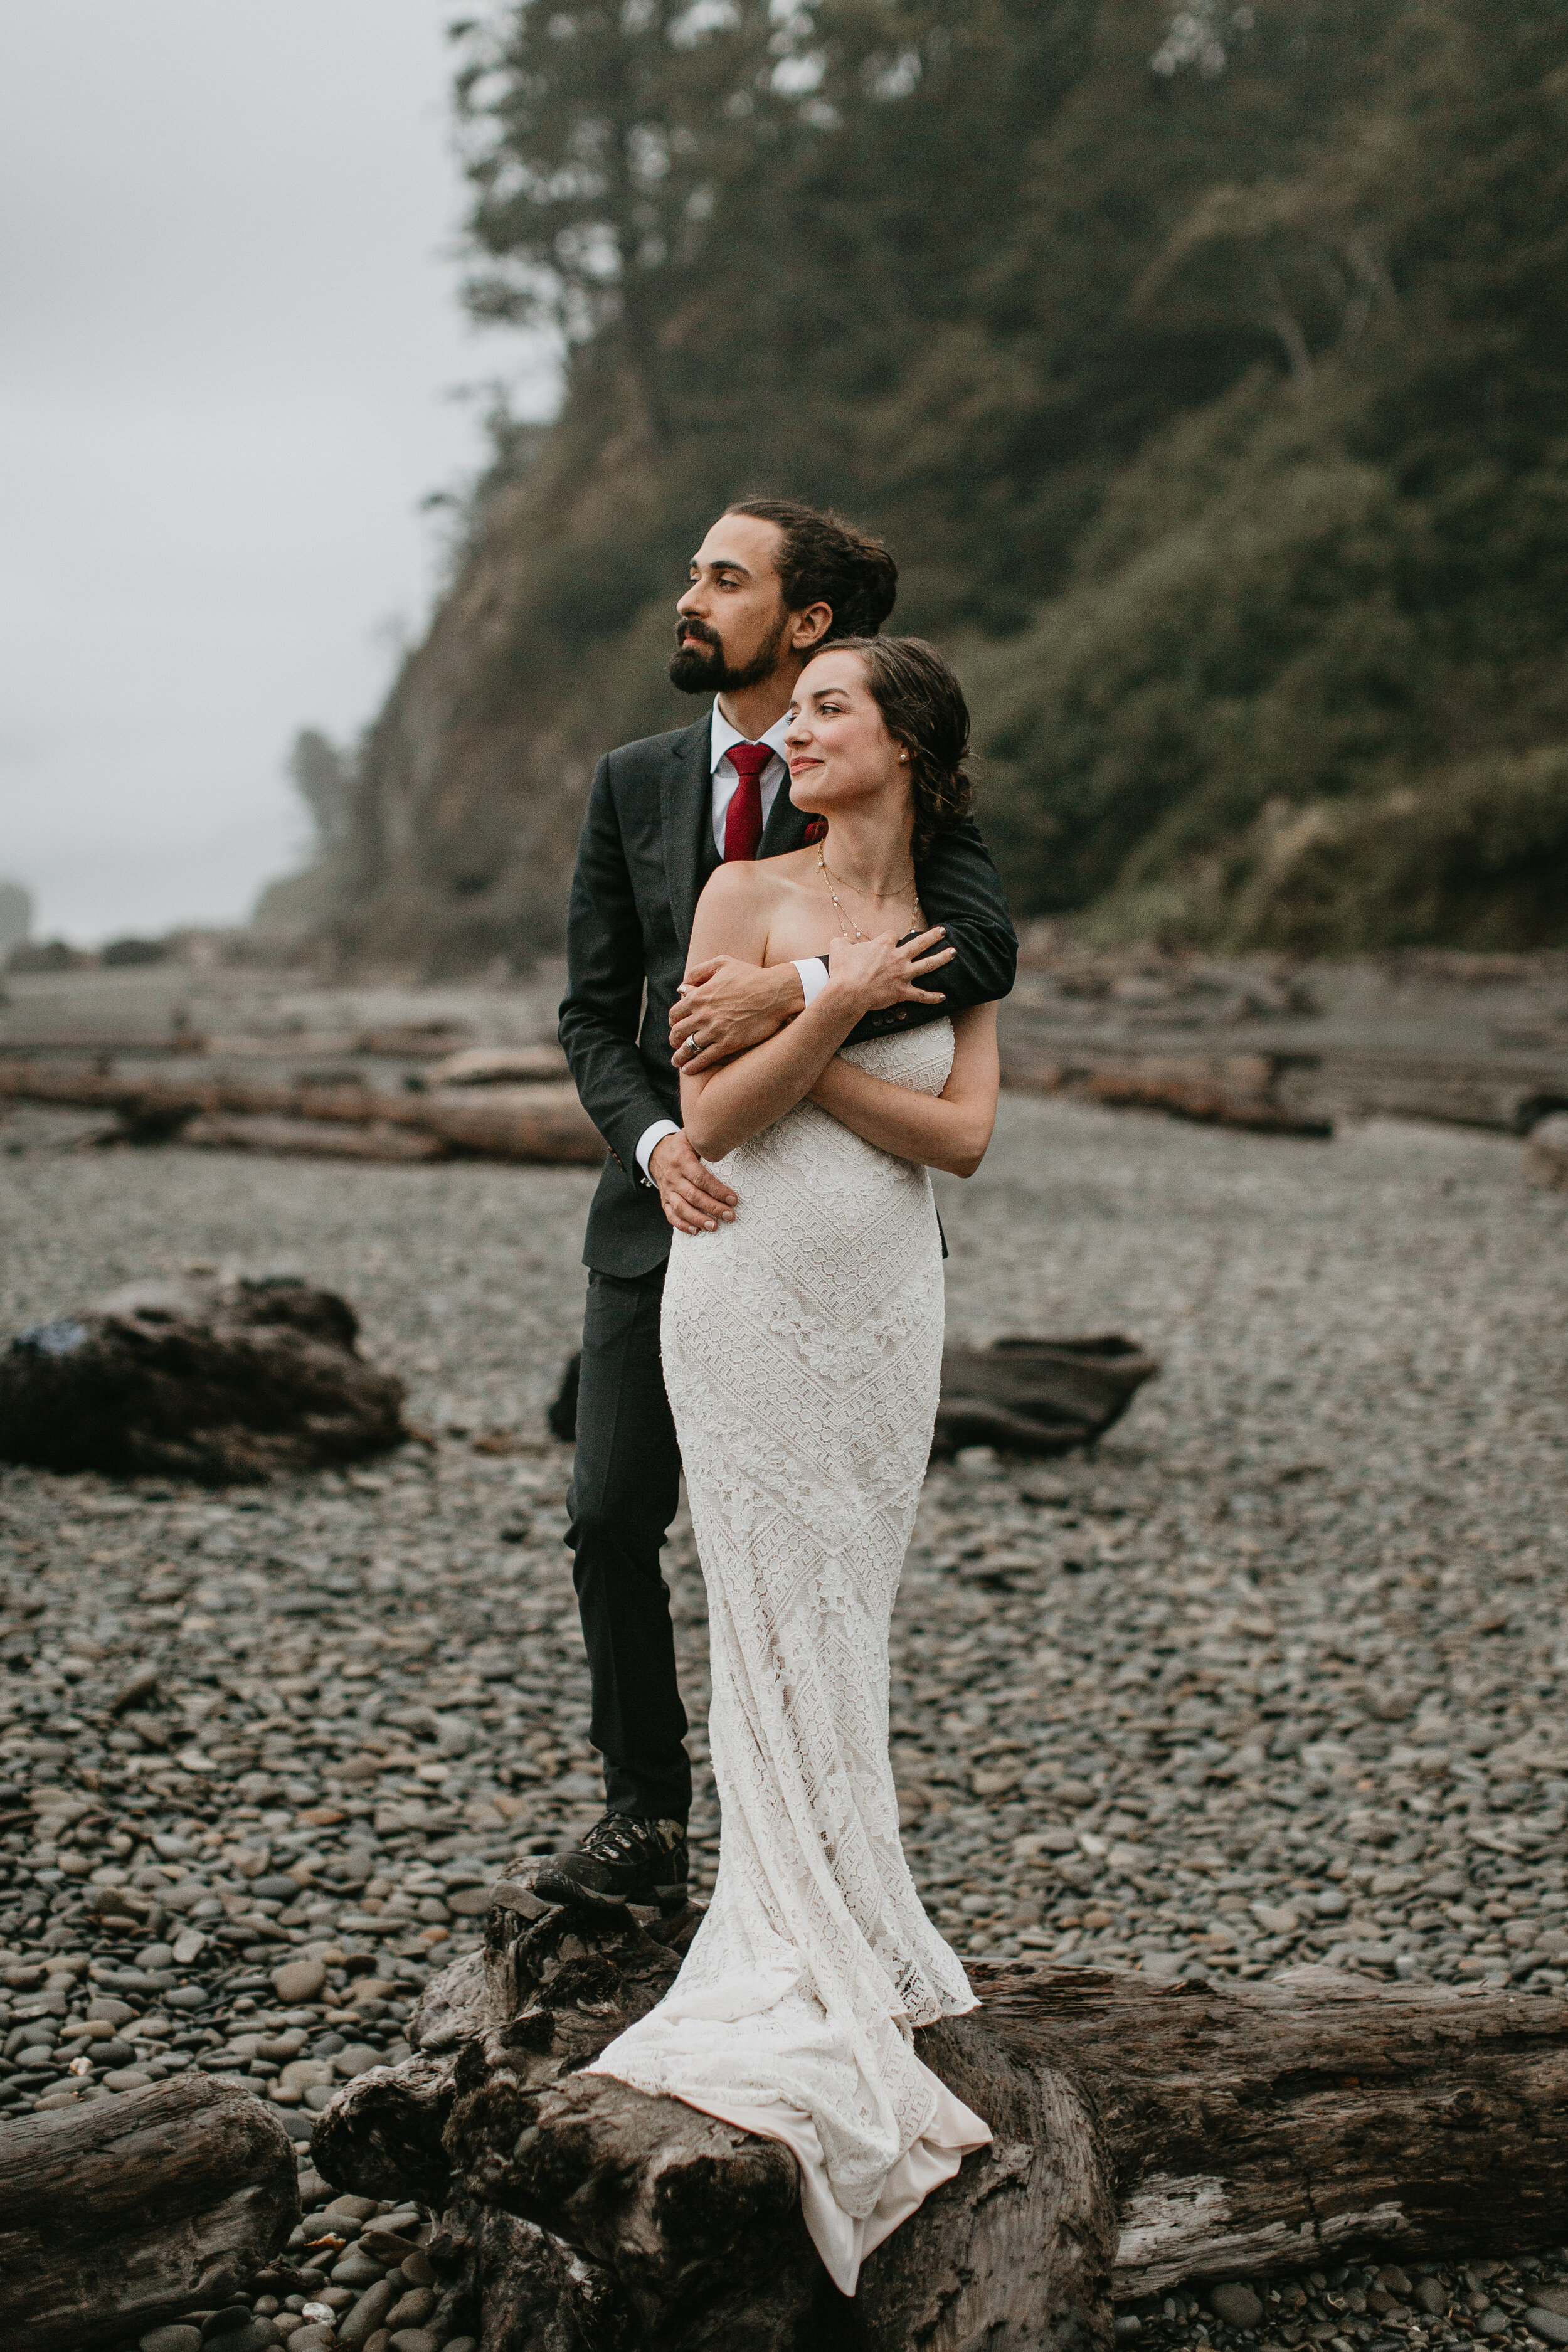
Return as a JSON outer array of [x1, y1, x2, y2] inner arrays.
[[1210, 2282, 1265, 2330], [201, 2306, 254, 2338], [272, 1959, 327, 2004], [388, 2333, 440, 2352], [384, 2287, 437, 2329], [204, 2326, 279, 2352], [323, 2193, 380, 2226], [358, 2227, 421, 2266], [1413, 2278, 1448, 2316], [338, 2278, 397, 2344], [1526, 2314, 1568, 2347], [139, 2331, 203, 2352], [332, 2042, 383, 2079], [331, 2249, 386, 2287]]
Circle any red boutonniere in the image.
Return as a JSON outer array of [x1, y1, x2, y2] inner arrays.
[[803, 817, 827, 843]]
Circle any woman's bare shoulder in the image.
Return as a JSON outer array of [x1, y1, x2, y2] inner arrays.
[[689, 857, 788, 958], [697, 858, 779, 904], [694, 858, 805, 923]]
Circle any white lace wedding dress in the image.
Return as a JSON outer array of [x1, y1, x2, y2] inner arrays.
[[586, 1019, 990, 2295]]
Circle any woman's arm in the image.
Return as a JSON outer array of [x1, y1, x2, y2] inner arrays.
[[677, 869, 950, 1163], [807, 1001, 1000, 1177]]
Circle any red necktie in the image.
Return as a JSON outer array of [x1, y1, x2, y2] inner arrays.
[[722, 741, 772, 861]]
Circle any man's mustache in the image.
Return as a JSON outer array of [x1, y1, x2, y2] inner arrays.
[[675, 620, 720, 650]]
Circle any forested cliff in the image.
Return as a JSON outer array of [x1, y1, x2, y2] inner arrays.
[[313, 0, 1568, 971]]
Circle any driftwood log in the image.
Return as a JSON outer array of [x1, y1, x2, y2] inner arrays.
[[0, 1059, 605, 1164], [932, 1335, 1158, 1456], [546, 1334, 1159, 1460], [0, 2074, 299, 2352], [0, 1021, 479, 1061], [1527, 1111, 1568, 1190], [0, 1273, 406, 1481], [314, 1892, 1568, 2352], [179, 1111, 447, 1160], [1000, 1049, 1332, 1137], [419, 1044, 571, 1086]]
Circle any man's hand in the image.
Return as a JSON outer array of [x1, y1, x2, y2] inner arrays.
[[670, 956, 804, 1074], [649, 1131, 739, 1236]]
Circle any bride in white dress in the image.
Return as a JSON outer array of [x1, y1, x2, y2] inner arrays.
[[586, 635, 1002, 2296]]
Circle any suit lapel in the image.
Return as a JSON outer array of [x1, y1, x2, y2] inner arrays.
[[662, 716, 716, 955]]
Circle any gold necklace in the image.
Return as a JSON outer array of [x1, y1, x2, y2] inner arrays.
[[817, 848, 922, 941]]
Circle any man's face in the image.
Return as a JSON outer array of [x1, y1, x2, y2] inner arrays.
[[669, 516, 793, 695]]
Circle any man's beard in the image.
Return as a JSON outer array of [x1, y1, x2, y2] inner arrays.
[[669, 612, 790, 696]]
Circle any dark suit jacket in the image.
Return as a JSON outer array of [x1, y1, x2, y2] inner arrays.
[[559, 712, 1019, 1276]]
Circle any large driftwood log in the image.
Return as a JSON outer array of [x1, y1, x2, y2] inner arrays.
[[0, 1059, 605, 1163], [546, 1335, 1160, 1461], [0, 2074, 299, 2352], [931, 1335, 1159, 1457], [180, 1111, 447, 1160], [1527, 1111, 1568, 1190], [419, 1044, 571, 1085], [0, 1273, 406, 1481], [314, 1895, 1568, 2352], [1000, 1048, 1332, 1137]]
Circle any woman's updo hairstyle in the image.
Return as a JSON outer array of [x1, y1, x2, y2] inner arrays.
[[826, 635, 973, 860]]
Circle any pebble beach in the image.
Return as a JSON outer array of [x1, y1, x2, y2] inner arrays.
[[2, 1083, 1566, 2352]]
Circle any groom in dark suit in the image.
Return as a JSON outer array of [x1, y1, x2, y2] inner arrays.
[[540, 499, 1017, 1910]]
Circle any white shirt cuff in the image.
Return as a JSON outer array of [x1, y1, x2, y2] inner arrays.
[[635, 1119, 681, 1182], [793, 956, 830, 1007]]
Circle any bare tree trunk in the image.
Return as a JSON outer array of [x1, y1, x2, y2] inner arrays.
[[0, 2075, 299, 2352], [314, 1899, 1568, 2352]]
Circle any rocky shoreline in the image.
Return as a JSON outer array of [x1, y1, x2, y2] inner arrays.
[[2, 1079, 1565, 2348]]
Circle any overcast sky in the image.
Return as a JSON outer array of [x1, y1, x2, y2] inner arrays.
[[0, 3, 554, 946]]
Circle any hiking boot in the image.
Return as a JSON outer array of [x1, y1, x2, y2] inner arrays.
[[531, 1813, 689, 1914]]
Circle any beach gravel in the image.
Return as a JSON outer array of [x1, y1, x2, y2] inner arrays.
[[1, 1087, 1565, 2349]]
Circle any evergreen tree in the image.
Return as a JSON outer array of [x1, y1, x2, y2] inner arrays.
[[336, 0, 1568, 964]]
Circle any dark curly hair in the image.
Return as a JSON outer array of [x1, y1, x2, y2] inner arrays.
[[822, 635, 974, 859], [724, 498, 897, 642]]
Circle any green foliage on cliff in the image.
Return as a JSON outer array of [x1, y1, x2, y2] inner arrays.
[[340, 0, 1568, 965]]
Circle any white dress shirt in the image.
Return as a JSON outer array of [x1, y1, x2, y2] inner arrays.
[[635, 699, 830, 1182]]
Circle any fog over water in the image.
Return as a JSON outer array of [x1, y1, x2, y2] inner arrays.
[[0, 3, 554, 945]]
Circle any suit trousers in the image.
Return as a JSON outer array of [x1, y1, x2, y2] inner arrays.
[[566, 1262, 692, 1823]]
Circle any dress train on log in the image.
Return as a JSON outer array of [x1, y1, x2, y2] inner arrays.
[[587, 1021, 990, 2294]]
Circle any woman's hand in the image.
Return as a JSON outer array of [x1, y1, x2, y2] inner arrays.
[[823, 925, 955, 1020]]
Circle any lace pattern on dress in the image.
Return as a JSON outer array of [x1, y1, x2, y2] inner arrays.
[[588, 1022, 980, 2233]]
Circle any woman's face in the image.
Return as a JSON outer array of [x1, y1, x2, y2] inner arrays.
[[784, 650, 908, 818]]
